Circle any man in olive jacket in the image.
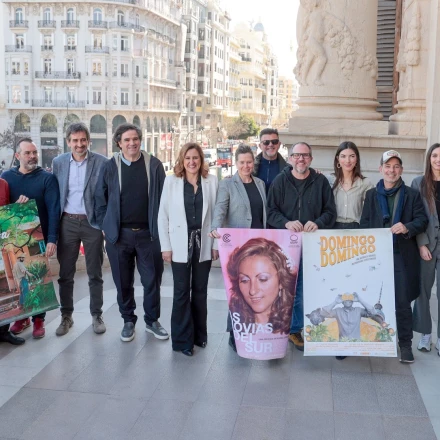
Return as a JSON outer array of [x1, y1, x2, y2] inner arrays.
[[360, 150, 428, 363]]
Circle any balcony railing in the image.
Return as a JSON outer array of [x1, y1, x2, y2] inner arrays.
[[108, 21, 145, 32], [121, 100, 129, 105], [38, 20, 56, 28], [35, 71, 81, 79], [32, 100, 85, 108], [92, 72, 102, 76], [150, 77, 177, 87], [64, 45, 77, 52], [9, 20, 28, 28], [5, 45, 32, 53], [61, 20, 79, 28], [92, 99, 102, 104], [88, 20, 108, 29], [41, 45, 54, 51], [85, 46, 109, 54], [121, 73, 129, 77]]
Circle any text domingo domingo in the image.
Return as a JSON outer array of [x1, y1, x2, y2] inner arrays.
[[232, 312, 274, 353], [320, 235, 376, 267]]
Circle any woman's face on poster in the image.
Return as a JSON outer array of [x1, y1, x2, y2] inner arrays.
[[238, 255, 280, 317]]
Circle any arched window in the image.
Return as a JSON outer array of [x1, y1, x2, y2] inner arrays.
[[153, 117, 158, 131], [160, 117, 166, 132], [63, 114, 80, 132], [90, 115, 106, 133], [135, 13, 140, 26], [40, 113, 57, 133], [15, 8, 23, 22], [93, 8, 102, 22], [133, 115, 141, 128], [112, 115, 126, 133], [117, 10, 124, 26], [146, 117, 151, 132], [43, 8, 51, 22], [66, 8, 74, 22], [14, 113, 30, 132]]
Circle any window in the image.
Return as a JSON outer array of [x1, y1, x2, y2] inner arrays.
[[24, 62, 29, 75], [93, 89, 101, 104], [44, 59, 52, 74], [113, 62, 117, 77], [67, 87, 75, 103], [121, 36, 128, 51], [117, 10, 124, 26], [67, 35, 76, 49], [43, 8, 51, 22], [93, 8, 102, 22], [121, 90, 128, 105], [15, 34, 24, 48], [12, 61, 20, 75], [92, 62, 102, 75], [15, 8, 23, 22], [12, 86, 21, 103], [44, 86, 53, 102], [135, 14, 140, 26], [112, 35, 118, 51], [121, 64, 128, 77], [135, 90, 140, 105], [135, 65, 140, 78], [93, 34, 102, 49], [24, 86, 29, 104], [66, 8, 74, 22], [43, 35, 53, 50], [67, 59, 75, 74]]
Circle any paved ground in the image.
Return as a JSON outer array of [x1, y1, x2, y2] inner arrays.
[[0, 265, 439, 440]]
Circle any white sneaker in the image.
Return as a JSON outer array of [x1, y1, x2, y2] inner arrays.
[[417, 334, 432, 352], [436, 339, 440, 355]]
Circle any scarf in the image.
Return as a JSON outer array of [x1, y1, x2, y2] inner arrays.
[[376, 179, 405, 228]]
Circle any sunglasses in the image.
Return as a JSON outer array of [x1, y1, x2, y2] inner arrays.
[[290, 153, 312, 159], [261, 139, 280, 146]]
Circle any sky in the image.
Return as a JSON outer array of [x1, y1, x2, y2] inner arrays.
[[222, 0, 300, 77]]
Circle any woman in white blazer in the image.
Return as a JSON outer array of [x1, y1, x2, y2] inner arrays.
[[158, 142, 218, 356]]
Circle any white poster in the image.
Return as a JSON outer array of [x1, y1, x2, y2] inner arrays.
[[303, 229, 397, 357]]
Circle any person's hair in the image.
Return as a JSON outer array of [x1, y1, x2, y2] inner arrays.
[[66, 122, 90, 143], [16, 137, 34, 154], [227, 238, 297, 334], [289, 142, 312, 156], [332, 141, 365, 190], [235, 144, 254, 162], [173, 142, 208, 178], [421, 143, 440, 213], [113, 123, 142, 149], [259, 128, 279, 140]]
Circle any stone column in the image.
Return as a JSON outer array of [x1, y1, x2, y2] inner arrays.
[[293, 0, 383, 127], [389, 0, 429, 136]]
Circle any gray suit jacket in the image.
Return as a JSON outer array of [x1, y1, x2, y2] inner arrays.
[[52, 151, 109, 228], [211, 172, 267, 230], [411, 175, 440, 251]]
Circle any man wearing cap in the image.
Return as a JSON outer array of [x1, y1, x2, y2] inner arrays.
[[253, 128, 287, 193], [52, 122, 108, 336], [360, 150, 427, 363], [2, 138, 60, 339]]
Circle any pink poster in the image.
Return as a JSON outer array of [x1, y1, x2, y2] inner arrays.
[[218, 228, 302, 360]]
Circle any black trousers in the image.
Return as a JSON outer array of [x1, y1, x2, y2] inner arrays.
[[171, 246, 212, 350], [106, 229, 163, 326], [394, 253, 413, 347], [57, 216, 104, 316], [0, 325, 9, 333]]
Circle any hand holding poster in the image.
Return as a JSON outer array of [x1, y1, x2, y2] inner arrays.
[[303, 229, 397, 357], [0, 201, 59, 326], [218, 229, 301, 360]]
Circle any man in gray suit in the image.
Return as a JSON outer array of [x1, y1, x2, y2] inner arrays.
[[52, 123, 109, 336]]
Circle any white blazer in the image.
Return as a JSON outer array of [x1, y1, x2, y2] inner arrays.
[[158, 173, 218, 263]]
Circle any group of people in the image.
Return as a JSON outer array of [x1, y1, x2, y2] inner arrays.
[[0, 124, 438, 365]]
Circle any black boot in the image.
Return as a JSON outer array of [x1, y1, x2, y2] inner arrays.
[[0, 331, 25, 345]]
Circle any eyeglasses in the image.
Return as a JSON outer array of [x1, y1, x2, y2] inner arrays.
[[261, 139, 280, 146], [291, 153, 312, 159]]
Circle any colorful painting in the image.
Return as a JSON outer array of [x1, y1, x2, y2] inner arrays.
[[218, 228, 301, 360], [303, 229, 397, 357], [0, 201, 59, 326]]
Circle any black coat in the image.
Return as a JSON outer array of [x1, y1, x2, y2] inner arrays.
[[360, 184, 428, 301], [267, 166, 336, 229]]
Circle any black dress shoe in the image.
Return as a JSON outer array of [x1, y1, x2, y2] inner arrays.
[[181, 348, 193, 356], [0, 331, 25, 345], [195, 341, 207, 348], [335, 356, 347, 360]]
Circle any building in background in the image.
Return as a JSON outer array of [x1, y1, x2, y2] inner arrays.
[[275, 76, 298, 128]]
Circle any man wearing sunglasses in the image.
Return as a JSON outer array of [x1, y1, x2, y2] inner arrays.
[[267, 141, 336, 351], [254, 128, 287, 193]]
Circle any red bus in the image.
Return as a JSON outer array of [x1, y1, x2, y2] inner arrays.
[[217, 146, 232, 168]]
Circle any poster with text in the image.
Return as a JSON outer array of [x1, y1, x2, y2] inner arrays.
[[0, 201, 59, 327], [303, 229, 397, 357], [218, 228, 302, 360]]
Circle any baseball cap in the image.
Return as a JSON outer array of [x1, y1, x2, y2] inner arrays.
[[381, 150, 402, 165]]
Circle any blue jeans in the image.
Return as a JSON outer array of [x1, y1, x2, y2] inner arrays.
[[290, 258, 303, 334]]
